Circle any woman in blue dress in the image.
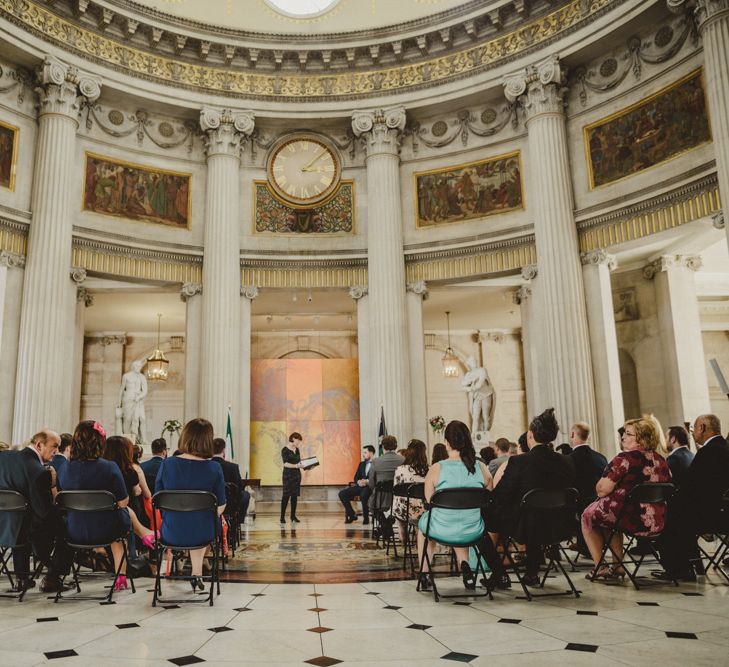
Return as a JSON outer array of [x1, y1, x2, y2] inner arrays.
[[155, 418, 226, 591], [416, 420, 493, 590]]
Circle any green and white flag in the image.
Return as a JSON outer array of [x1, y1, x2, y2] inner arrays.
[[225, 406, 234, 460]]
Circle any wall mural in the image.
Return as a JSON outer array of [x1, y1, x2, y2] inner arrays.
[[0, 120, 18, 191], [584, 69, 711, 189], [83, 153, 191, 228], [254, 181, 354, 234], [250, 358, 360, 486], [414, 151, 523, 227]]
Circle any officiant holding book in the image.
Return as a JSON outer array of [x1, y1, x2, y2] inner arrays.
[[280, 432, 306, 525]]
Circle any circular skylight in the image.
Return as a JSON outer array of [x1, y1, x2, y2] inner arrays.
[[265, 0, 340, 18]]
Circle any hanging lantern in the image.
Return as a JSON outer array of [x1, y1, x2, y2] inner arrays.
[[441, 310, 460, 378], [147, 313, 169, 382]]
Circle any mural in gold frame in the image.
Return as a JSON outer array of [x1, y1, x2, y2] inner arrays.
[[0, 120, 18, 191], [83, 152, 191, 228], [414, 151, 523, 227], [584, 69, 711, 190]]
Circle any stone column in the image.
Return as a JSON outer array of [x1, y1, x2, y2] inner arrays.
[[198, 108, 254, 437], [238, 285, 258, 475], [13, 57, 101, 442], [407, 281, 429, 442], [0, 251, 25, 443], [181, 282, 202, 422], [581, 250, 624, 453], [72, 286, 94, 428], [504, 56, 597, 438], [352, 107, 411, 443], [670, 0, 729, 246], [350, 286, 375, 449], [512, 265, 541, 420], [98, 334, 127, 433], [644, 255, 711, 425]]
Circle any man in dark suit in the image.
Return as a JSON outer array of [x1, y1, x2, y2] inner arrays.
[[338, 445, 375, 523], [656, 414, 729, 581], [140, 437, 167, 491], [0, 429, 69, 592], [368, 436, 405, 515], [49, 433, 72, 476], [485, 408, 576, 586], [212, 438, 250, 523], [665, 425, 694, 489]]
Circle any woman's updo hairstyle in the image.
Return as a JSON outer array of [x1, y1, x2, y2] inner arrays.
[[529, 408, 560, 445], [443, 420, 477, 474]]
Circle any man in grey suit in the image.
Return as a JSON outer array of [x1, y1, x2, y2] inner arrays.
[[368, 435, 404, 510]]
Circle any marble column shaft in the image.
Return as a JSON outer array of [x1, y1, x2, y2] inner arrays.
[[238, 285, 258, 474], [181, 283, 203, 422], [72, 287, 93, 428], [198, 108, 254, 437], [504, 56, 597, 438], [581, 250, 624, 453], [350, 286, 375, 449], [13, 57, 100, 442], [352, 107, 411, 444], [406, 281, 429, 442], [0, 252, 24, 443]]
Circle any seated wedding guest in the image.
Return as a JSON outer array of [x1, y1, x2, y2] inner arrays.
[[57, 421, 135, 591], [581, 416, 670, 581], [431, 442, 447, 465], [393, 439, 428, 543], [417, 421, 492, 590], [212, 437, 250, 524], [492, 434, 529, 487], [141, 438, 168, 491], [338, 445, 375, 524], [0, 429, 70, 592], [368, 436, 404, 490], [665, 426, 693, 489], [155, 418, 226, 591], [487, 410, 576, 586], [656, 414, 729, 581], [479, 446, 496, 466], [569, 422, 607, 508], [132, 444, 143, 465], [50, 433, 72, 475], [488, 439, 511, 477]]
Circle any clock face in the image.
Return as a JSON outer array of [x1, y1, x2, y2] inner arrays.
[[268, 137, 340, 206]]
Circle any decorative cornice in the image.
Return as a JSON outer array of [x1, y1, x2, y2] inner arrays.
[[581, 249, 617, 270], [180, 282, 202, 302], [669, 0, 729, 33], [643, 254, 703, 279], [0, 249, 24, 268], [241, 285, 259, 300]]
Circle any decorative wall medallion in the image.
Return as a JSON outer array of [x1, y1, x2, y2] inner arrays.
[[254, 180, 354, 234], [158, 121, 174, 137], [583, 69, 711, 189], [414, 151, 523, 227], [82, 153, 191, 229], [654, 25, 674, 48], [480, 108, 497, 124], [599, 58, 618, 78], [0, 119, 18, 191], [431, 120, 448, 137], [107, 109, 124, 126]]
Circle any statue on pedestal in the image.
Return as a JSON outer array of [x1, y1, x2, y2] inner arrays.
[[118, 360, 148, 444], [461, 356, 496, 441]]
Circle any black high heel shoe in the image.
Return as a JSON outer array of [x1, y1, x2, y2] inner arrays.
[[460, 561, 476, 590], [417, 573, 432, 591], [291, 516, 301, 523], [190, 576, 205, 592]]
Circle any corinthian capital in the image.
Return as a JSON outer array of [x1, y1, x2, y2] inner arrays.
[[0, 250, 25, 269], [581, 249, 617, 270], [503, 55, 566, 121], [406, 280, 429, 299], [351, 106, 406, 157], [200, 107, 255, 159], [241, 285, 259, 300], [348, 285, 368, 300], [643, 254, 702, 279], [180, 282, 202, 302], [36, 56, 101, 120], [668, 0, 729, 32]]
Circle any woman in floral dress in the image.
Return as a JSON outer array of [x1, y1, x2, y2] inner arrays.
[[581, 415, 670, 580], [392, 440, 429, 544]]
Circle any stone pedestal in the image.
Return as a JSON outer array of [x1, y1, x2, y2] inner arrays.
[[407, 281, 429, 442], [198, 108, 254, 437], [0, 251, 24, 443], [582, 250, 625, 453], [181, 283, 202, 422], [239, 285, 258, 474], [352, 107, 411, 444], [644, 255, 711, 425], [504, 56, 597, 439], [13, 57, 100, 442], [350, 286, 374, 448]]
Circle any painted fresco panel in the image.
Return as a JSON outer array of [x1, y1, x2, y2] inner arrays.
[[286, 359, 323, 421], [322, 359, 359, 421], [251, 359, 287, 421], [250, 420, 286, 486], [322, 421, 361, 485]]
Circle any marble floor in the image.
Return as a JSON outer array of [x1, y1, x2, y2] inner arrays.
[[1, 514, 728, 666]]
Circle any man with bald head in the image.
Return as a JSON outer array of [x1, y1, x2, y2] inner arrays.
[[0, 429, 69, 593], [655, 414, 729, 581]]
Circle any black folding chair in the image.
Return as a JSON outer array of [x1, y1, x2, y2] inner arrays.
[[0, 490, 44, 602], [589, 482, 675, 590], [54, 490, 135, 603], [401, 482, 425, 578], [695, 492, 729, 583], [417, 487, 493, 603], [389, 482, 414, 559], [223, 482, 242, 557], [372, 480, 394, 548], [151, 490, 221, 607]]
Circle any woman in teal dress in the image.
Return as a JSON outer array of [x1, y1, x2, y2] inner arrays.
[[417, 420, 493, 589]]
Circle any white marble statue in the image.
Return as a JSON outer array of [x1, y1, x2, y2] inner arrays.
[[461, 356, 496, 439], [118, 360, 148, 444]]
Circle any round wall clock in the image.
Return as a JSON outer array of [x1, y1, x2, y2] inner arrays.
[[267, 135, 341, 207]]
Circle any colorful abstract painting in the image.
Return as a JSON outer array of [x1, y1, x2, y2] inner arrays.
[[0, 120, 18, 191], [250, 359, 360, 486], [83, 153, 191, 228], [584, 70, 711, 189], [415, 152, 523, 227], [254, 181, 354, 234]]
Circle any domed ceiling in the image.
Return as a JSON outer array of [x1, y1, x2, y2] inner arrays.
[[121, 0, 472, 34]]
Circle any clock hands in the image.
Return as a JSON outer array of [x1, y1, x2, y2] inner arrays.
[[300, 150, 327, 172]]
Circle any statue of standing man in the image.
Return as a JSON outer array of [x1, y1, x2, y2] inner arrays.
[[461, 356, 496, 440], [118, 360, 148, 444]]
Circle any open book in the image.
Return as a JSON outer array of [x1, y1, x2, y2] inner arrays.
[[300, 456, 320, 470]]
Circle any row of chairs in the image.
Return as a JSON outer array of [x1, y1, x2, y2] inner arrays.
[[0, 489, 223, 606]]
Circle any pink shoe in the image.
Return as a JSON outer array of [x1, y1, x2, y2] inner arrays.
[[142, 533, 157, 549], [115, 575, 128, 591]]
